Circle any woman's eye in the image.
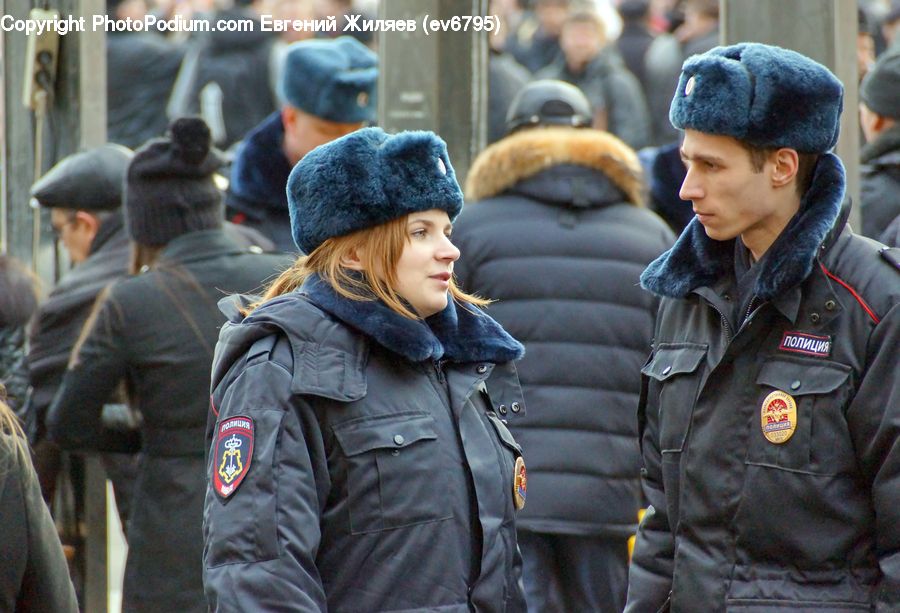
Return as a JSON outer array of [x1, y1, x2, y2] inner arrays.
[[411, 229, 427, 238]]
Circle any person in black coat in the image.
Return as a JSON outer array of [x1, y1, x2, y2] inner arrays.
[[204, 127, 528, 611], [47, 118, 291, 613], [859, 49, 900, 239], [0, 257, 38, 419], [453, 80, 674, 612], [0, 392, 78, 613]]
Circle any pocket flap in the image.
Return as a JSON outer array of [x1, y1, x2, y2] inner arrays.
[[487, 412, 522, 453], [756, 359, 851, 395], [642, 344, 708, 382], [333, 412, 438, 456]]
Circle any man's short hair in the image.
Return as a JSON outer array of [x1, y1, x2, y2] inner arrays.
[[738, 142, 819, 197]]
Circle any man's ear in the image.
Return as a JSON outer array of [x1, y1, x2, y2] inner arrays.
[[74, 211, 101, 240], [281, 106, 297, 133], [771, 148, 799, 188], [340, 247, 365, 271]]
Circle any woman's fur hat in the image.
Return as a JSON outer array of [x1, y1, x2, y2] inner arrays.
[[287, 127, 464, 254], [669, 43, 843, 153]]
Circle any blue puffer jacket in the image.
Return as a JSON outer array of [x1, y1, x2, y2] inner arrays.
[[454, 127, 675, 538]]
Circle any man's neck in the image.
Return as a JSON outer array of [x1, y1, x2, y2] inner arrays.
[[742, 195, 802, 261]]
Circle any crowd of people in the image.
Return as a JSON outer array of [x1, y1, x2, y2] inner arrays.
[[0, 0, 898, 611]]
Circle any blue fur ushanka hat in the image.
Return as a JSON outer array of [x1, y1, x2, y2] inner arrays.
[[280, 36, 377, 124], [288, 127, 464, 254], [670, 43, 844, 153]]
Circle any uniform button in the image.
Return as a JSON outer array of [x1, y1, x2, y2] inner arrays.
[[476, 364, 488, 374], [393, 434, 405, 446], [810, 312, 821, 324], [662, 365, 672, 375], [499, 405, 508, 415], [790, 380, 801, 391], [825, 300, 836, 311], [511, 402, 521, 413]]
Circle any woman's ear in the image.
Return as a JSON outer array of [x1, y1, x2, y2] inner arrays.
[[340, 247, 365, 271], [771, 148, 799, 188]]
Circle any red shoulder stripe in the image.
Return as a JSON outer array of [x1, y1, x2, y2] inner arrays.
[[819, 263, 880, 325]]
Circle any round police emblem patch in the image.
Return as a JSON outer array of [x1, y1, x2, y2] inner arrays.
[[213, 415, 254, 499], [513, 456, 527, 510], [760, 391, 797, 444]]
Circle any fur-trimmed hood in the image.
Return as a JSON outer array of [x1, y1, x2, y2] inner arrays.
[[465, 126, 644, 206], [641, 152, 846, 299]]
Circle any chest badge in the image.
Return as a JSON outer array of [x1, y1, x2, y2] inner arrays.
[[779, 331, 832, 357], [213, 415, 254, 499], [513, 456, 527, 510], [760, 391, 798, 444]]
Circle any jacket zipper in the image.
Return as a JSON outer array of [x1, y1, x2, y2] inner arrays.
[[432, 359, 446, 385]]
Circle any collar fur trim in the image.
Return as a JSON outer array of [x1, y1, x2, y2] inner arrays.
[[227, 112, 291, 216], [641, 152, 846, 299], [301, 274, 524, 364], [465, 126, 644, 204]]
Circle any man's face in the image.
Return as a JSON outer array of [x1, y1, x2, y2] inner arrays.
[[859, 102, 881, 143], [50, 208, 95, 264], [282, 108, 364, 165], [560, 21, 603, 70], [678, 130, 782, 245]]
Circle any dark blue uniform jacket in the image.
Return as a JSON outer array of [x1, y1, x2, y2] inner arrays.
[[204, 275, 529, 612]]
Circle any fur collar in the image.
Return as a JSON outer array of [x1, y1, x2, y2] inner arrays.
[[465, 126, 644, 205], [641, 152, 845, 299], [226, 112, 292, 218], [301, 273, 524, 364]]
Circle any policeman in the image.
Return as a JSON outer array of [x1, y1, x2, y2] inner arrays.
[[626, 43, 900, 611], [226, 36, 377, 251]]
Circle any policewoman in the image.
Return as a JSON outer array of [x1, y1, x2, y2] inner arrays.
[[626, 44, 900, 611], [203, 127, 529, 612]]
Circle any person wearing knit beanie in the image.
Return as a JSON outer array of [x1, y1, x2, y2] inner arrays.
[[859, 50, 900, 237], [125, 117, 224, 247]]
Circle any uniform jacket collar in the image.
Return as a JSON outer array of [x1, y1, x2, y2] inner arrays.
[[226, 112, 291, 219], [301, 273, 524, 364], [641, 152, 846, 301]]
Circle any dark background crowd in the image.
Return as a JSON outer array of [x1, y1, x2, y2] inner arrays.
[[1, 0, 899, 610]]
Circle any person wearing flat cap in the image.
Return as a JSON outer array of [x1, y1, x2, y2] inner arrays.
[[626, 43, 900, 612], [859, 49, 900, 239], [26, 145, 137, 531], [47, 117, 290, 613], [203, 128, 528, 612], [225, 35, 377, 252]]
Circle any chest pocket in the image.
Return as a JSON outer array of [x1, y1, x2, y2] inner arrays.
[[333, 411, 452, 534], [747, 357, 853, 475], [642, 344, 708, 453]]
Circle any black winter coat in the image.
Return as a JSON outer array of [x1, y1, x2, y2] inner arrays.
[[628, 154, 900, 612], [26, 213, 130, 440], [47, 229, 290, 612], [455, 127, 674, 538], [204, 275, 528, 612], [0, 434, 78, 612], [860, 124, 900, 239]]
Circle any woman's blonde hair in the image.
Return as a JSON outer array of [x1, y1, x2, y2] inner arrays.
[[0, 391, 28, 462], [249, 214, 489, 319]]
